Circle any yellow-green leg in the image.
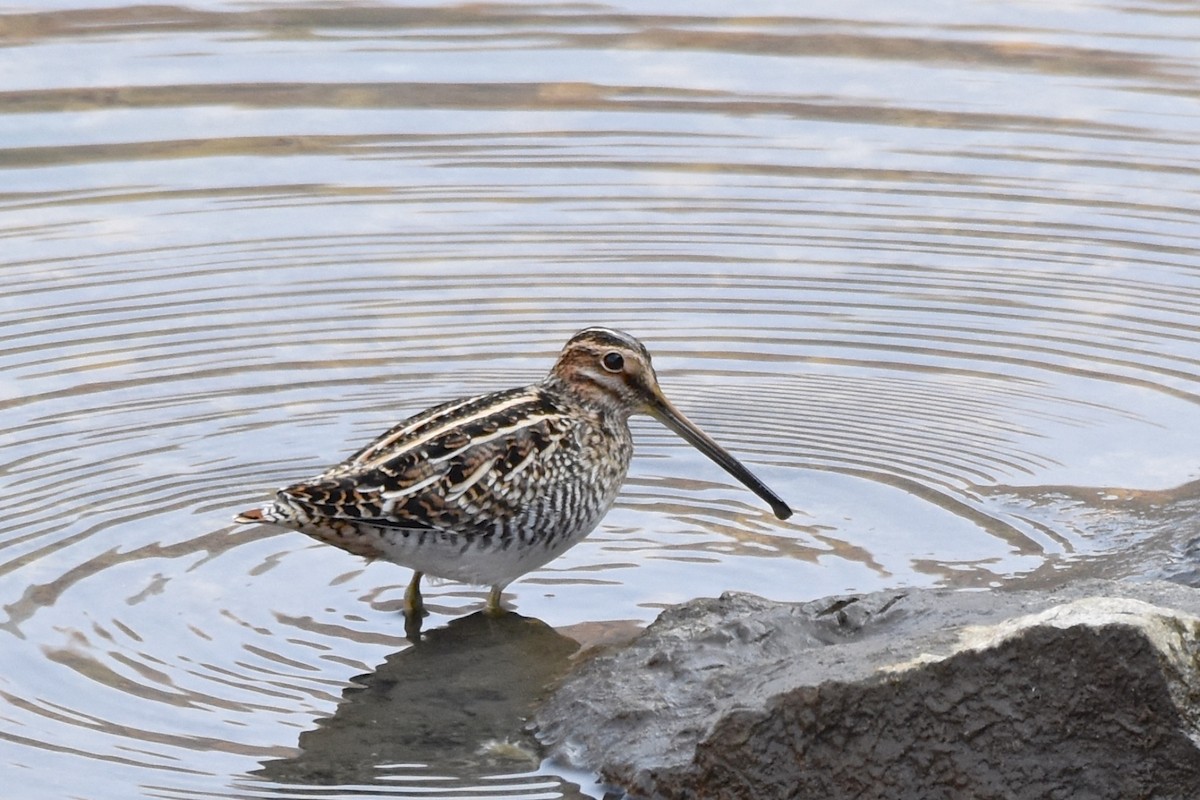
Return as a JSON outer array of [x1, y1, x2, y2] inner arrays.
[[403, 571, 425, 617], [486, 584, 506, 616]]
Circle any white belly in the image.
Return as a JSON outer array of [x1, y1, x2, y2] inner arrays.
[[369, 500, 612, 588]]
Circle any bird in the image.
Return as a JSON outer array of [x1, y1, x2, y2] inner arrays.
[[235, 327, 792, 618]]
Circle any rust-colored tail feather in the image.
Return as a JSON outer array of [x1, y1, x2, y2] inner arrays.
[[234, 508, 264, 524]]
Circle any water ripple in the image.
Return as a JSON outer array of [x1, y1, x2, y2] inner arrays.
[[2, 1, 1199, 798]]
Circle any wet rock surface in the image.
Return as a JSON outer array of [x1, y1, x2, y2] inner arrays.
[[533, 581, 1200, 800]]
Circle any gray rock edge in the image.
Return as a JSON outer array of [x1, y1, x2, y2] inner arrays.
[[534, 580, 1200, 799]]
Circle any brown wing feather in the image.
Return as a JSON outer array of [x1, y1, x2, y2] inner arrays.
[[277, 386, 581, 536]]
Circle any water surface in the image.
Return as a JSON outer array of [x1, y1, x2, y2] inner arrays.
[[3, 1, 1200, 798]]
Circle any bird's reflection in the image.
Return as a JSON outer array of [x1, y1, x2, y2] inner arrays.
[[253, 610, 580, 786]]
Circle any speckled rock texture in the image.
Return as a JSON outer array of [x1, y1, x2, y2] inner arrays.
[[533, 581, 1200, 800]]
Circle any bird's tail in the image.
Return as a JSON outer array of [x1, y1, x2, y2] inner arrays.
[[235, 494, 308, 525], [234, 505, 281, 524]]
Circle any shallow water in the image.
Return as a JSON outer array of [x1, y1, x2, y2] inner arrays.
[[3, 1, 1200, 797]]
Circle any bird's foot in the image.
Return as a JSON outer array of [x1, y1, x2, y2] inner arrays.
[[484, 585, 508, 617], [403, 571, 426, 618]]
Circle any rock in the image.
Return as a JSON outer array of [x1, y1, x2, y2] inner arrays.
[[533, 581, 1200, 800]]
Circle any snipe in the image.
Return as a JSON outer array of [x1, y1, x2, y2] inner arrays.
[[236, 327, 791, 617]]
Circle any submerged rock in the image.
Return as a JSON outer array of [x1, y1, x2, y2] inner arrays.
[[533, 581, 1200, 800]]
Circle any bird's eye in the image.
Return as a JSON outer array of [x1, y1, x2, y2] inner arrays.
[[601, 351, 625, 372]]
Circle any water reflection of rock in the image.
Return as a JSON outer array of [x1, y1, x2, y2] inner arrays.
[[977, 478, 1200, 587], [255, 611, 580, 785]]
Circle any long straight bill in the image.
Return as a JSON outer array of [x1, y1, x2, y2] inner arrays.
[[648, 395, 793, 520]]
